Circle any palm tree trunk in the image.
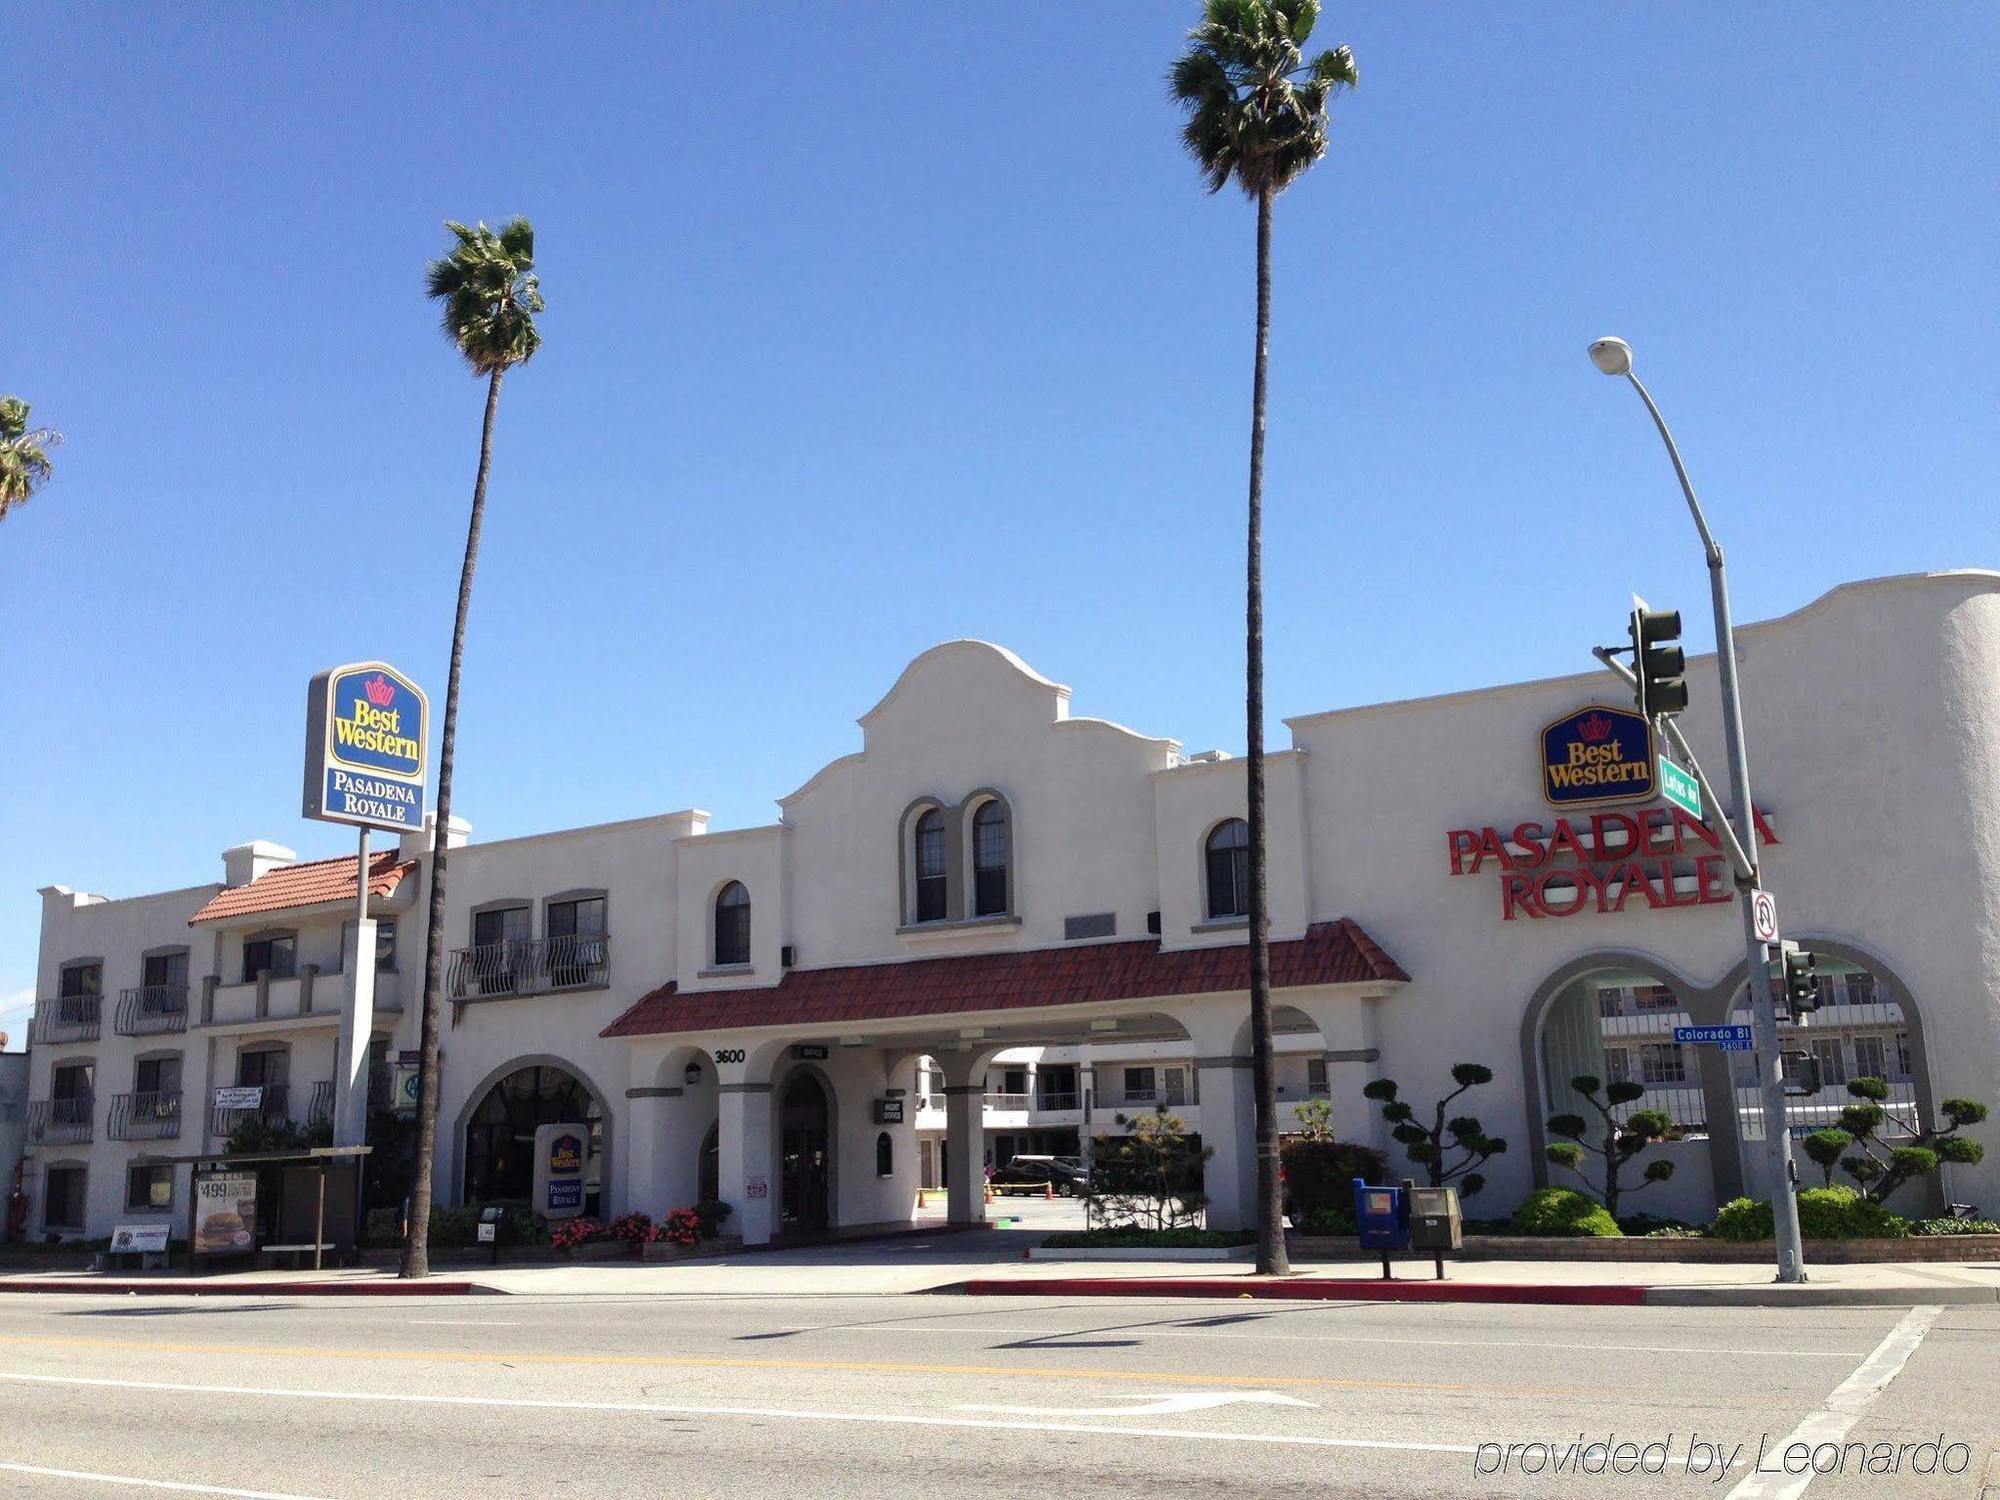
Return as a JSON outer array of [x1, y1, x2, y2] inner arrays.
[[1246, 183, 1288, 1276], [401, 366, 505, 1278]]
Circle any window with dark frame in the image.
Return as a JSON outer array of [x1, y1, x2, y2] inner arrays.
[[241, 932, 296, 983], [1205, 819, 1249, 920], [972, 800, 1010, 917], [913, 808, 947, 923], [1639, 1042, 1686, 1085], [126, 1162, 174, 1212], [1307, 1057, 1330, 1097], [141, 950, 189, 992], [134, 1055, 180, 1098], [546, 897, 607, 987], [43, 1166, 86, 1230], [51, 1062, 93, 1102], [713, 882, 751, 967], [58, 962, 101, 999]]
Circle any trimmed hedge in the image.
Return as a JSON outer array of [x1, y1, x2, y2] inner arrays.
[[1910, 1217, 2000, 1237], [1279, 1138, 1389, 1219], [1710, 1187, 1908, 1242], [1510, 1187, 1621, 1238]]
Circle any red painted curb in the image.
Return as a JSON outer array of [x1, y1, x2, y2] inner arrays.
[[959, 1277, 1649, 1307], [0, 1279, 479, 1298]]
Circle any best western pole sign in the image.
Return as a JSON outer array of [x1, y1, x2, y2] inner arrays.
[[302, 662, 429, 831]]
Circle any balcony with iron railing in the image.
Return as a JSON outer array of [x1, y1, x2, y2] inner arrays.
[[983, 1091, 1030, 1112], [1035, 1091, 1081, 1112], [108, 1090, 183, 1141], [448, 934, 610, 1001], [116, 984, 190, 1036], [208, 1082, 291, 1139], [305, 1080, 335, 1125], [31, 994, 101, 1045], [27, 1095, 94, 1145]]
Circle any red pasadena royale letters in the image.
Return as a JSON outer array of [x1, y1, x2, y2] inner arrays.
[[1445, 806, 1779, 921]]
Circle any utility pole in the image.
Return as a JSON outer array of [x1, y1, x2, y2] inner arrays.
[[1588, 337, 1806, 1283]]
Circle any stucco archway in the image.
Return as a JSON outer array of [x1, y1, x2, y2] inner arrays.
[[453, 1054, 614, 1217]]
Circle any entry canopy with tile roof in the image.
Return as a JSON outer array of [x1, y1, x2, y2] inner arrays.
[[602, 917, 1406, 1040], [189, 851, 414, 925]]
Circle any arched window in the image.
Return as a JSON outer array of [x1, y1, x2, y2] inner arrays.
[[876, 1131, 894, 1178], [714, 881, 751, 967], [972, 799, 1010, 917], [1205, 818, 1249, 920], [464, 1064, 601, 1210], [913, 808, 947, 923]]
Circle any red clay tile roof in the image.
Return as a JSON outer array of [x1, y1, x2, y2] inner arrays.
[[601, 918, 1407, 1039], [189, 852, 415, 925]]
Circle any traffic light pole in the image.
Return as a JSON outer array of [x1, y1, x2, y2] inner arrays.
[[1615, 371, 1807, 1284]]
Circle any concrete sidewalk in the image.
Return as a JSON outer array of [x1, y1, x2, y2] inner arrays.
[[3, 1232, 1994, 1305]]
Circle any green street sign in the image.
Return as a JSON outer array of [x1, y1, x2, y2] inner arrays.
[[1659, 755, 1701, 818]]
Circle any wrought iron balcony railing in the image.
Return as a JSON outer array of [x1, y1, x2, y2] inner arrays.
[[116, 984, 190, 1036], [208, 1082, 291, 1139], [109, 1090, 183, 1141], [32, 994, 100, 1045], [305, 1080, 335, 1125], [447, 934, 610, 1000], [27, 1095, 94, 1145]]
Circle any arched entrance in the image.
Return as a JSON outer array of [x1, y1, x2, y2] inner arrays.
[[463, 1063, 604, 1216], [779, 1072, 832, 1233]]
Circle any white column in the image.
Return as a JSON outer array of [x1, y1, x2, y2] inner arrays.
[[717, 1083, 774, 1245], [1195, 1057, 1256, 1231], [332, 828, 376, 1149], [942, 1085, 987, 1226]]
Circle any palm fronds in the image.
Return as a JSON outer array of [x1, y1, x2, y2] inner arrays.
[[0, 395, 61, 520], [425, 218, 545, 375]]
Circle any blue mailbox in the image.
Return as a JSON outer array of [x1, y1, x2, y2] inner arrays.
[[1352, 1177, 1411, 1251]]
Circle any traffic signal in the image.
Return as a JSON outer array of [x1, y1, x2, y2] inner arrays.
[[1628, 600, 1688, 722], [1781, 1049, 1821, 1097], [1769, 940, 1819, 1022]]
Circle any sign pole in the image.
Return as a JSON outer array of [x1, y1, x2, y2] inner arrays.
[[334, 823, 377, 1148], [1611, 365, 1806, 1284]]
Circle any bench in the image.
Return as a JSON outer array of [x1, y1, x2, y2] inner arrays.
[[260, 1242, 335, 1268]]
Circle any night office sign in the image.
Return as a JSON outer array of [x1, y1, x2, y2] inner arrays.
[[302, 662, 429, 831], [1542, 704, 1654, 807]]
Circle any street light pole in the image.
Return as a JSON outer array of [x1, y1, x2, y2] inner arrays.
[[1588, 337, 1807, 1284]]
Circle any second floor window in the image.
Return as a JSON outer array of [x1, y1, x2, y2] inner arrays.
[[52, 1061, 93, 1102], [1205, 819, 1249, 920], [134, 1055, 181, 1097], [242, 933, 296, 983], [714, 882, 751, 967], [913, 808, 947, 923], [1639, 1042, 1685, 1085], [238, 1047, 288, 1090], [141, 950, 189, 991], [59, 962, 102, 1000], [972, 800, 1010, 917]]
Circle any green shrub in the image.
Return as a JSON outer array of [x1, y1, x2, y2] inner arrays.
[[1040, 1228, 1255, 1249], [1909, 1217, 2000, 1237], [693, 1200, 733, 1240], [1293, 1205, 1355, 1236], [361, 1202, 548, 1250], [1710, 1187, 1909, 1242], [1279, 1138, 1387, 1219], [1510, 1187, 1621, 1238]]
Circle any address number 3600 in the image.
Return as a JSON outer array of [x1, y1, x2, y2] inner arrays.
[[712, 1048, 746, 1065]]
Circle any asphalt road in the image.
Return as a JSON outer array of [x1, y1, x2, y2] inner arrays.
[[0, 1289, 1992, 1499]]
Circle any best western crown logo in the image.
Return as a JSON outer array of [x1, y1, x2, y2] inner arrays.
[[364, 674, 397, 708], [1541, 703, 1654, 808]]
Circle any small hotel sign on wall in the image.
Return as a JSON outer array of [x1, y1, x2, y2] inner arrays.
[[1541, 704, 1654, 807], [302, 661, 429, 831]]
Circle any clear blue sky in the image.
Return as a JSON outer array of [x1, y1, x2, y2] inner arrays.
[[6, 4, 1995, 1035]]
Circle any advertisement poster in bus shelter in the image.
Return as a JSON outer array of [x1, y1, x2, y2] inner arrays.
[[193, 1172, 258, 1254]]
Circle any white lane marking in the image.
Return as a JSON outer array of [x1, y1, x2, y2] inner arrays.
[[753, 1321, 1869, 1360], [964, 1390, 1316, 1417], [1722, 1304, 1943, 1500], [0, 1368, 1474, 1455], [0, 1462, 328, 1499]]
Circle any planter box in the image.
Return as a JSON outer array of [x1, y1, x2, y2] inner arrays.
[[1287, 1233, 2000, 1263], [1027, 1245, 1254, 1262], [562, 1239, 639, 1262]]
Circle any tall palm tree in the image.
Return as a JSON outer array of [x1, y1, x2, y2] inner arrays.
[[402, 218, 544, 1278], [1171, 0, 1354, 1276], [0, 396, 62, 522]]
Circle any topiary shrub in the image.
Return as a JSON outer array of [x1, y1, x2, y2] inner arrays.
[[1831, 1079, 1987, 1204], [1544, 1075, 1676, 1218], [1510, 1187, 1621, 1238], [1279, 1138, 1388, 1220], [1710, 1187, 1909, 1242], [1362, 1065, 1506, 1199]]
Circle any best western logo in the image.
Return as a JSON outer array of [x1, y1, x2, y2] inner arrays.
[[331, 672, 421, 773], [1541, 704, 1653, 808]]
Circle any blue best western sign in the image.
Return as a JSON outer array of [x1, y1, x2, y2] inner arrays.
[[1541, 704, 1654, 808], [302, 661, 429, 831]]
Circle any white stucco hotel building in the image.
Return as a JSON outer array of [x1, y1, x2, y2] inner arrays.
[[21, 570, 2000, 1244]]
